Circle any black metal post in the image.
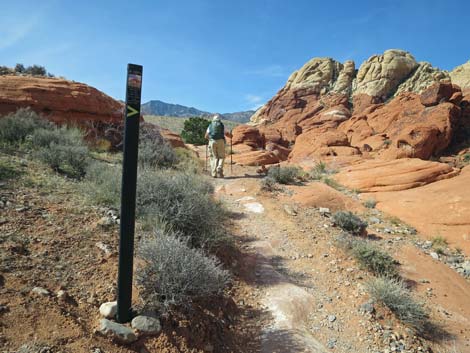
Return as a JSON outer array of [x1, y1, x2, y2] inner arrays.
[[117, 63, 143, 323]]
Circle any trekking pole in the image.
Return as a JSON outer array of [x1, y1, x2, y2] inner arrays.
[[205, 142, 208, 173], [230, 129, 233, 175]]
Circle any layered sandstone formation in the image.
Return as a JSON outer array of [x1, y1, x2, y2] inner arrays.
[[0, 75, 123, 125], [233, 49, 470, 167], [0, 75, 187, 149]]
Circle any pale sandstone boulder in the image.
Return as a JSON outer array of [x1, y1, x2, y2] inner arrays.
[[450, 60, 470, 89], [395, 61, 450, 95], [334, 158, 460, 192], [354, 49, 418, 99]]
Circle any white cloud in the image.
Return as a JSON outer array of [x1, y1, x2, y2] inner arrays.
[[244, 94, 265, 111], [245, 64, 286, 77]]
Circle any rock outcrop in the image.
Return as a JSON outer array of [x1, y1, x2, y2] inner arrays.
[[334, 158, 460, 192], [371, 165, 470, 254], [232, 49, 469, 167], [450, 61, 470, 89], [395, 62, 450, 95], [353, 49, 418, 99], [0, 75, 123, 125]]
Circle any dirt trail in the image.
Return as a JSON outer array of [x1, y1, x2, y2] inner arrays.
[[203, 149, 470, 353]]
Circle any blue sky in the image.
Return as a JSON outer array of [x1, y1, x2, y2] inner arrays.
[[1, 0, 469, 113]]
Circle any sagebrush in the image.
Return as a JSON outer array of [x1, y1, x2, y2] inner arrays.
[[82, 162, 121, 207], [267, 166, 301, 184], [0, 108, 52, 145], [367, 277, 429, 334], [138, 123, 177, 169], [337, 237, 399, 277], [137, 230, 230, 309], [332, 211, 368, 235], [136, 170, 226, 248]]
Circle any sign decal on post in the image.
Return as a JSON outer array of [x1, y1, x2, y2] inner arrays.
[[117, 63, 143, 323]]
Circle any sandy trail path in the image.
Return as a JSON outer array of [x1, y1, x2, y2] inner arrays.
[[197, 147, 470, 353]]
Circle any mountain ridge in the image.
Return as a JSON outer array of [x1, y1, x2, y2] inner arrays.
[[141, 99, 254, 123]]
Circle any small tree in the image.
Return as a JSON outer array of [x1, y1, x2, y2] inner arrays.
[[25, 65, 47, 76], [181, 117, 210, 145], [15, 63, 25, 74]]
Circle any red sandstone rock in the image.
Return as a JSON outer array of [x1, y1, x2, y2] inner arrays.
[[0, 75, 123, 126], [232, 125, 263, 148], [370, 166, 470, 255], [419, 82, 458, 107], [341, 92, 461, 160], [159, 128, 186, 149], [334, 158, 460, 192], [232, 150, 280, 166]]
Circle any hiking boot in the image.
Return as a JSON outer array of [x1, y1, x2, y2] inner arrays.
[[217, 171, 224, 178]]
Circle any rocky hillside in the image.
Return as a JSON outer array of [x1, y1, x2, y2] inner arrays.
[[0, 75, 125, 147], [232, 49, 470, 166], [142, 99, 254, 123], [141, 100, 209, 117]]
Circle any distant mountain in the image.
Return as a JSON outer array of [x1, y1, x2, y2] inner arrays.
[[221, 111, 255, 123], [141, 100, 209, 117], [141, 99, 254, 123]]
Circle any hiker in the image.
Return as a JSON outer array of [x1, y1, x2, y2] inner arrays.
[[205, 114, 226, 178]]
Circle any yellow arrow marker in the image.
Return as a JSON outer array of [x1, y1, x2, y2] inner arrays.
[[127, 105, 139, 117]]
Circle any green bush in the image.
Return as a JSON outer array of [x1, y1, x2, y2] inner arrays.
[[364, 198, 377, 209], [0, 159, 22, 181], [32, 127, 89, 179], [174, 147, 201, 173], [267, 166, 301, 184], [180, 117, 210, 145], [350, 240, 398, 277], [137, 230, 230, 309], [260, 176, 277, 191], [136, 170, 226, 248], [81, 162, 121, 207], [367, 277, 429, 334], [333, 211, 367, 235], [0, 108, 52, 145]]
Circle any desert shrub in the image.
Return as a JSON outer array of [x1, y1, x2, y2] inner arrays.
[[33, 127, 89, 179], [174, 147, 201, 173], [332, 211, 367, 235], [431, 235, 448, 248], [267, 166, 301, 184], [15, 63, 26, 73], [136, 170, 225, 248], [82, 162, 121, 207], [0, 108, 52, 145], [350, 240, 398, 277], [260, 176, 277, 191], [25, 65, 47, 76], [0, 66, 13, 75], [0, 159, 22, 181], [323, 177, 341, 190], [463, 153, 470, 163], [137, 230, 230, 309], [180, 117, 210, 145], [364, 198, 377, 209], [367, 277, 429, 334], [139, 123, 177, 169]]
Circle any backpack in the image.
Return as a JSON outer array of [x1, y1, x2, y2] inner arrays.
[[209, 120, 224, 140]]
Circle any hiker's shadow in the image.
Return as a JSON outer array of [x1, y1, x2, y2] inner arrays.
[[223, 173, 263, 180]]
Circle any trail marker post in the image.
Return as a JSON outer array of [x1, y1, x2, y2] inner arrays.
[[117, 64, 143, 323]]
